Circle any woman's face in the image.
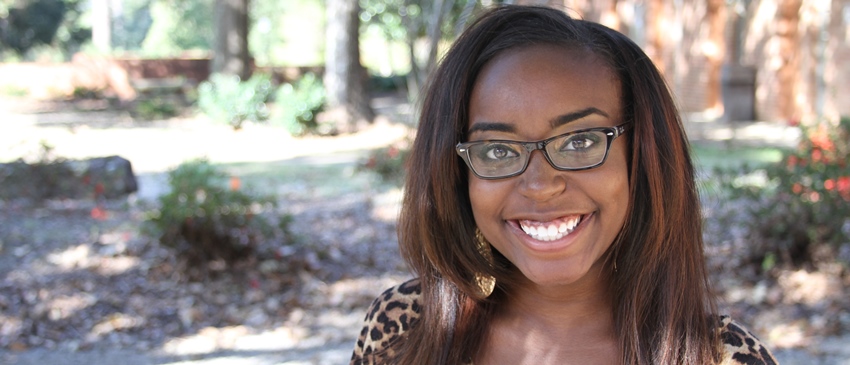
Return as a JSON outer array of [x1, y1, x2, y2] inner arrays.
[[467, 45, 629, 288]]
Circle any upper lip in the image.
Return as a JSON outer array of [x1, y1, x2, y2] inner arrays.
[[507, 211, 589, 222]]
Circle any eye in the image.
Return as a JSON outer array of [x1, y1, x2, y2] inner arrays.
[[559, 132, 600, 152], [482, 143, 520, 161]]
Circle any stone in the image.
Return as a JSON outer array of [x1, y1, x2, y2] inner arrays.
[[0, 156, 137, 201]]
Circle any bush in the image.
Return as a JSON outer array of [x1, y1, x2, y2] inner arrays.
[[146, 159, 290, 269], [0, 141, 74, 201], [712, 117, 850, 267], [271, 72, 327, 136], [198, 73, 272, 129], [357, 140, 410, 185], [132, 97, 180, 120]]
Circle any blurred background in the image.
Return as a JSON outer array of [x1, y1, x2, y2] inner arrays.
[[0, 0, 848, 364]]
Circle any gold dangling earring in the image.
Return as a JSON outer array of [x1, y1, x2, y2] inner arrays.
[[474, 228, 496, 298]]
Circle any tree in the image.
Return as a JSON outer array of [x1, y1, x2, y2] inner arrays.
[[323, 0, 374, 132], [0, 0, 67, 55], [360, 0, 476, 100], [212, 0, 251, 79]]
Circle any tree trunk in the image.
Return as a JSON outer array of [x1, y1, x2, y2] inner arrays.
[[705, 0, 726, 110], [324, 0, 375, 133], [402, 0, 455, 101], [212, 0, 251, 80]]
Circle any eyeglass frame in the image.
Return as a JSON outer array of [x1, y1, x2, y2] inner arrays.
[[455, 123, 632, 180]]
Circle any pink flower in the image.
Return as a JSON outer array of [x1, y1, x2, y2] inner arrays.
[[91, 207, 107, 220]]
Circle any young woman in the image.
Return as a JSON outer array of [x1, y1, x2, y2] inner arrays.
[[351, 5, 777, 365]]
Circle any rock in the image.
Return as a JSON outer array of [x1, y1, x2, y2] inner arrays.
[[0, 156, 137, 201], [76, 156, 138, 199]]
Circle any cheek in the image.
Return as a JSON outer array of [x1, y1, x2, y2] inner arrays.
[[602, 151, 630, 229], [468, 178, 508, 224]]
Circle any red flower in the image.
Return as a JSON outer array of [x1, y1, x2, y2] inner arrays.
[[811, 149, 823, 163], [838, 177, 850, 193], [824, 179, 835, 191], [786, 155, 798, 168], [808, 125, 835, 151], [90, 206, 107, 220], [809, 191, 821, 202], [387, 146, 399, 159], [229, 176, 241, 191], [792, 183, 803, 194]]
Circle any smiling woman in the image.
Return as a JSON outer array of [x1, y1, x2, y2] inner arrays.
[[351, 5, 777, 365]]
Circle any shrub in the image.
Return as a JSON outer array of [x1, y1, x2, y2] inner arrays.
[[712, 117, 850, 267], [132, 97, 180, 120], [146, 159, 289, 269], [72, 86, 104, 100], [357, 140, 410, 185], [0, 141, 80, 201], [271, 72, 327, 136], [198, 73, 272, 129]]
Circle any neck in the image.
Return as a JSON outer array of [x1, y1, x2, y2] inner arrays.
[[499, 262, 614, 336]]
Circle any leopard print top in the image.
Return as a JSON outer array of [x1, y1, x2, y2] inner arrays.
[[350, 279, 778, 365]]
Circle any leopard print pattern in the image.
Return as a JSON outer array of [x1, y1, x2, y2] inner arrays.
[[351, 279, 778, 365], [718, 315, 778, 365], [351, 279, 422, 365]]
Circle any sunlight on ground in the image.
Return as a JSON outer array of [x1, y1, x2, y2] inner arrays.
[[156, 275, 407, 364], [44, 294, 97, 321], [162, 326, 296, 356], [371, 187, 403, 222], [1, 116, 411, 174]]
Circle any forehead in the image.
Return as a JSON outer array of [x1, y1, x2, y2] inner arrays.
[[469, 44, 621, 131]]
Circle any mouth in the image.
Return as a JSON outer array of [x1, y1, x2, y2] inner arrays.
[[517, 214, 587, 242]]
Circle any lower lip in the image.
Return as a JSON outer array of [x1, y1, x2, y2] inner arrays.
[[510, 213, 593, 253]]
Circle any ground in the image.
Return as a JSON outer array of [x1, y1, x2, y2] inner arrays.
[[0, 96, 848, 364]]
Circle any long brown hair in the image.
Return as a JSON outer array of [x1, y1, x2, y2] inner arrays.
[[395, 5, 720, 364]]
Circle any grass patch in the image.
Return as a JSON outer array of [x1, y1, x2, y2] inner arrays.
[[691, 142, 786, 171], [1, 84, 28, 97], [216, 152, 396, 199]]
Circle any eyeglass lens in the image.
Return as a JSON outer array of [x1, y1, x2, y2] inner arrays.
[[463, 129, 611, 178]]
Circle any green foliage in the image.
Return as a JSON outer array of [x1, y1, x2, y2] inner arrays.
[[0, 0, 68, 54], [271, 73, 327, 136], [357, 141, 410, 185], [713, 117, 850, 266], [369, 74, 407, 93], [147, 159, 288, 267], [140, 0, 213, 56], [111, 0, 154, 51], [0, 84, 28, 97], [249, 0, 324, 66], [0, 0, 88, 60], [132, 97, 180, 120], [197, 73, 272, 129], [72, 86, 104, 99]]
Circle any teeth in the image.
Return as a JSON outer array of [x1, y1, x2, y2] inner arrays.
[[519, 215, 583, 241]]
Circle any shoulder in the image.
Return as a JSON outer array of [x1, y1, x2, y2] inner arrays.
[[717, 315, 778, 365], [351, 278, 423, 365]]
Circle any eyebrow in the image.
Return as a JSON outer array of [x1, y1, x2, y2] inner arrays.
[[467, 107, 609, 135]]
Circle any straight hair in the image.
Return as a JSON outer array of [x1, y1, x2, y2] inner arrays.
[[394, 5, 720, 364]]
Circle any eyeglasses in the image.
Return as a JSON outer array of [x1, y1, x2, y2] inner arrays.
[[456, 123, 631, 180]]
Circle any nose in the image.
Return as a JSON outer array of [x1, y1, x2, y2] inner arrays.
[[517, 150, 566, 201]]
